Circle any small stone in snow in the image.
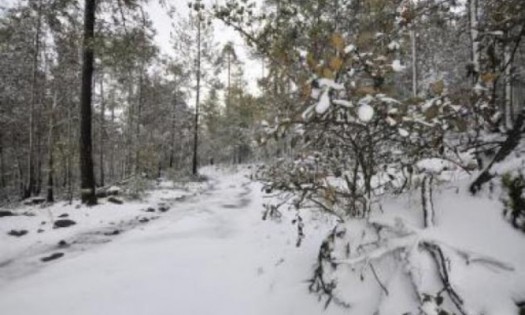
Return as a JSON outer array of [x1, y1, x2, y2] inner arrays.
[[58, 240, 69, 248], [139, 218, 149, 223], [146, 207, 156, 212], [41, 252, 64, 262], [54, 219, 76, 229], [8, 230, 28, 237], [58, 213, 69, 218], [158, 206, 170, 212], [104, 230, 120, 236]]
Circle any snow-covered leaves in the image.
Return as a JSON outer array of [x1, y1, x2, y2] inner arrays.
[[357, 104, 374, 122]]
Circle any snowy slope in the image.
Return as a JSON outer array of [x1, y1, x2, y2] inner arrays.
[[0, 167, 346, 315]]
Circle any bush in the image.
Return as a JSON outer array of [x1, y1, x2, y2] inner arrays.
[[501, 172, 525, 232]]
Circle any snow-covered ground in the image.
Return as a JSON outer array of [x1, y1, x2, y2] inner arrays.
[[0, 167, 345, 315], [1, 166, 524, 315]]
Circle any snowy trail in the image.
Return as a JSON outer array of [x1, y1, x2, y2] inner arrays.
[[0, 168, 345, 315]]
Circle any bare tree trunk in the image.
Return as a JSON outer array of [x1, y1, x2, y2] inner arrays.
[[67, 98, 73, 203], [169, 83, 177, 168], [99, 71, 105, 187], [0, 133, 5, 189], [469, 0, 480, 80], [410, 27, 418, 97], [46, 92, 57, 203], [192, 16, 202, 176], [25, 0, 43, 199], [504, 41, 513, 129], [110, 105, 115, 180], [135, 7, 147, 176], [79, 0, 97, 205]]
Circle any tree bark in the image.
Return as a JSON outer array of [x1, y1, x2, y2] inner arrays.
[[79, 0, 97, 205], [0, 132, 5, 189], [25, 0, 43, 199], [410, 27, 418, 97], [469, 0, 480, 81], [192, 15, 202, 176], [169, 83, 177, 168], [504, 40, 513, 129], [470, 109, 525, 194], [99, 71, 105, 187], [46, 92, 57, 203]]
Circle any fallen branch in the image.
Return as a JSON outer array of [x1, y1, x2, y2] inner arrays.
[[470, 109, 525, 194]]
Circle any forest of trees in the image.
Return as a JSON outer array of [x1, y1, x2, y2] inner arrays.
[[0, 0, 263, 206], [1, 0, 525, 312]]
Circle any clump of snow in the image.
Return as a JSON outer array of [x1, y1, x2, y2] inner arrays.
[[333, 99, 353, 108], [358, 104, 374, 122], [392, 59, 406, 72], [416, 158, 456, 174], [344, 44, 356, 54], [398, 128, 409, 137], [387, 40, 400, 51], [318, 78, 344, 90], [315, 90, 331, 114]]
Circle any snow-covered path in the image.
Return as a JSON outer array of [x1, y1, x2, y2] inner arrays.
[[0, 168, 345, 315]]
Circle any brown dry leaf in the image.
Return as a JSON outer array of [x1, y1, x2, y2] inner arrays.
[[355, 86, 376, 96], [306, 52, 317, 70], [301, 83, 312, 101], [480, 72, 496, 84], [330, 33, 345, 52], [329, 56, 344, 71], [323, 67, 335, 79], [425, 105, 439, 120], [431, 80, 444, 95]]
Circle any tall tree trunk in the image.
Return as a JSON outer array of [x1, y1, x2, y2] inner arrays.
[[79, 0, 97, 205], [0, 132, 5, 189], [469, 0, 480, 80], [169, 83, 177, 168], [110, 104, 115, 180], [504, 41, 513, 129], [25, 0, 43, 199], [135, 7, 147, 176], [67, 97, 73, 203], [227, 52, 231, 110], [192, 16, 201, 176], [99, 71, 105, 187], [46, 92, 57, 203], [410, 27, 418, 97]]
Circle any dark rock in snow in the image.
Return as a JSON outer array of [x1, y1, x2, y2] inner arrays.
[[8, 230, 28, 237], [107, 197, 123, 205], [104, 230, 120, 236], [0, 210, 15, 217], [54, 219, 76, 228], [139, 217, 149, 223], [37, 229, 44, 233], [58, 213, 69, 218], [58, 240, 69, 248], [146, 207, 156, 212], [41, 252, 64, 262], [158, 205, 170, 212]]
